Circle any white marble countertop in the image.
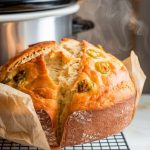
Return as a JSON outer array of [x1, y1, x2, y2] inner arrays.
[[124, 94, 150, 150]]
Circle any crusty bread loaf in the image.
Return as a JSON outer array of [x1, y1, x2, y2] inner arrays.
[[0, 38, 136, 148]]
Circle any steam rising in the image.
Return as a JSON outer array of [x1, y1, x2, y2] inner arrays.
[[77, 0, 149, 58]]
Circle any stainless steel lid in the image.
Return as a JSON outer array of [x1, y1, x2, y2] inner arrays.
[[0, 0, 76, 14], [0, 3, 79, 22]]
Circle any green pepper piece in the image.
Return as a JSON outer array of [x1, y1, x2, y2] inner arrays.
[[97, 45, 104, 50], [87, 49, 104, 59], [95, 62, 110, 74]]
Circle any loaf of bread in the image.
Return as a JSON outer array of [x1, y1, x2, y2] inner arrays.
[[0, 38, 136, 148]]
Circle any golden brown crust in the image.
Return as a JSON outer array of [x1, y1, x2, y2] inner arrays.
[[61, 95, 135, 147], [0, 41, 57, 82], [68, 39, 135, 113]]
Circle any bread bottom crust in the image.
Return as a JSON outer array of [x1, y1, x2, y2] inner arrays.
[[60, 95, 135, 147]]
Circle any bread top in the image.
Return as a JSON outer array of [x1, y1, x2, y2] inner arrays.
[[69, 40, 136, 112], [0, 38, 136, 138]]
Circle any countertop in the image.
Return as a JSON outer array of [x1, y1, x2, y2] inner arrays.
[[124, 94, 150, 150]]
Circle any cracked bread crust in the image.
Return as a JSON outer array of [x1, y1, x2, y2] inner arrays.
[[0, 38, 136, 149]]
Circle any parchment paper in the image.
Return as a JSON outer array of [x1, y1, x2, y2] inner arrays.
[[0, 84, 50, 150], [0, 51, 146, 150], [123, 51, 146, 116]]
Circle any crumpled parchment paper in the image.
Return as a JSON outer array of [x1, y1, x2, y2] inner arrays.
[[123, 51, 146, 117], [0, 51, 146, 150], [0, 84, 50, 150]]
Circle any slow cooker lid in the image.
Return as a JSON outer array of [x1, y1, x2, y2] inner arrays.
[[0, 0, 76, 14], [0, 0, 73, 4]]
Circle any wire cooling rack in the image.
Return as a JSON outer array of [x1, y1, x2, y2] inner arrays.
[[0, 132, 130, 150]]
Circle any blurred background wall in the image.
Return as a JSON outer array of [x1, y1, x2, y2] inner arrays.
[[76, 0, 150, 93]]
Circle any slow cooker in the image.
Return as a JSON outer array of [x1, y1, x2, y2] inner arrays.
[[0, 0, 94, 65]]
